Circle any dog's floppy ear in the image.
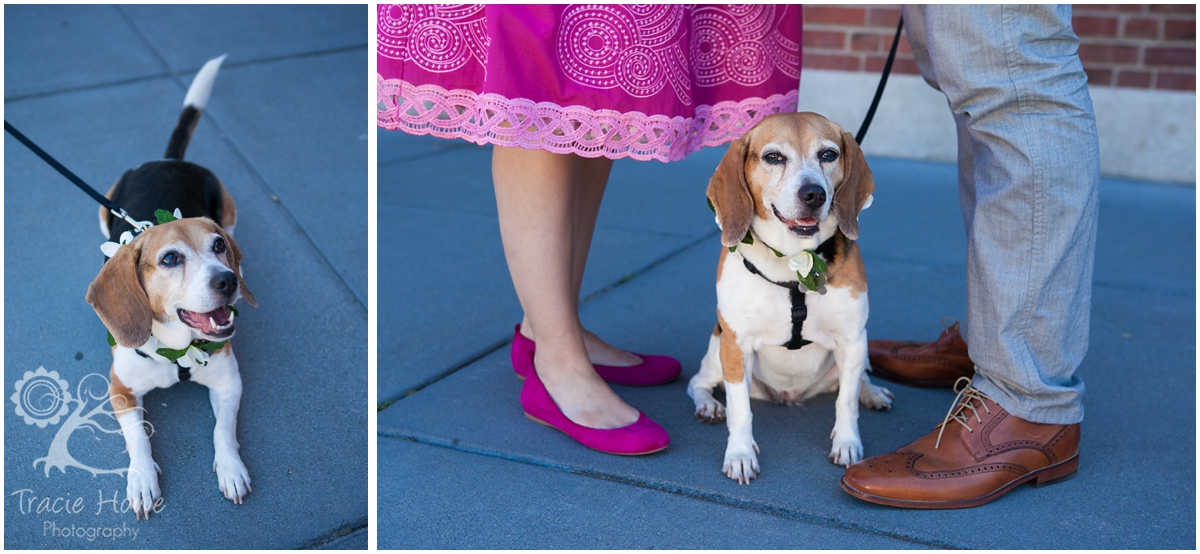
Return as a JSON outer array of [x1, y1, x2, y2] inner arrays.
[[216, 224, 257, 308], [707, 136, 755, 247], [833, 131, 875, 240], [87, 238, 153, 348]]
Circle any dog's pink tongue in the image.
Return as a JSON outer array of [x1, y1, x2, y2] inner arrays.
[[207, 306, 232, 326], [789, 216, 819, 226], [182, 306, 231, 334]]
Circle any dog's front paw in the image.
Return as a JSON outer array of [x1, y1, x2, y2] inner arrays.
[[214, 454, 251, 504], [126, 462, 161, 519], [860, 380, 894, 410], [722, 442, 761, 485], [694, 398, 726, 423], [829, 431, 864, 468]]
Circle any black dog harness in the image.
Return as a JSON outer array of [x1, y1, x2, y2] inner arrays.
[[739, 237, 837, 350], [133, 348, 193, 381]]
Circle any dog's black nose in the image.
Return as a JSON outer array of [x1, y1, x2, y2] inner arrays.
[[799, 183, 826, 209], [211, 270, 238, 295]]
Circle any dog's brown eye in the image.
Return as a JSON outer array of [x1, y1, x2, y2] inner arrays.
[[213, 237, 226, 254], [160, 251, 183, 267], [819, 149, 839, 163], [763, 152, 786, 165]]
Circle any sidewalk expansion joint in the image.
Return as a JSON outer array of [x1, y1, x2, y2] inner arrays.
[[378, 431, 962, 549], [114, 5, 367, 310], [298, 517, 368, 549], [379, 335, 512, 411], [379, 142, 479, 168], [578, 229, 718, 306], [377, 229, 720, 409]]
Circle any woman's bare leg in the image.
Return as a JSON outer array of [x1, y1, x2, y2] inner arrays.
[[518, 155, 642, 367], [493, 146, 638, 429]]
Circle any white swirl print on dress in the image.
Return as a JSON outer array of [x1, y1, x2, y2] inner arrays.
[[378, 4, 489, 72], [378, 4, 801, 161], [556, 5, 799, 100]]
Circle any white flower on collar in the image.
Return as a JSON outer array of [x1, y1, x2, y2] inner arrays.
[[98, 209, 180, 258], [136, 334, 211, 368], [788, 251, 815, 277], [101, 226, 144, 258], [175, 345, 211, 369]]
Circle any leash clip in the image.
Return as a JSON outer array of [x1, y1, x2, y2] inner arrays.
[[112, 208, 152, 232]]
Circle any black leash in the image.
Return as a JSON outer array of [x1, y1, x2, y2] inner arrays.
[[4, 120, 147, 230], [854, 16, 904, 146]]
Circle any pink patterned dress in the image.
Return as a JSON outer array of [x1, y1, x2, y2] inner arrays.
[[378, 4, 802, 162]]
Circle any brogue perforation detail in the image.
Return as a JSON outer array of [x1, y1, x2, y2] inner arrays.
[[889, 352, 972, 367], [1041, 425, 1074, 463], [976, 409, 1055, 460], [906, 454, 1028, 480]]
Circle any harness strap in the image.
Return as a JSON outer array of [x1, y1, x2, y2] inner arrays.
[[133, 348, 192, 381], [742, 257, 811, 350], [739, 236, 839, 350]]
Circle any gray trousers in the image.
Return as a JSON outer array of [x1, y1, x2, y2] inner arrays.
[[902, 5, 1100, 424]]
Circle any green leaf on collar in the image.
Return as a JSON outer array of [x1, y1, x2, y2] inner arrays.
[[741, 231, 754, 245], [227, 305, 239, 317], [796, 251, 829, 293], [797, 271, 814, 291], [155, 209, 178, 224], [106, 331, 116, 347], [194, 340, 226, 352], [155, 346, 188, 362], [812, 254, 828, 275], [797, 272, 828, 293], [766, 244, 784, 257], [706, 197, 716, 213], [729, 245, 738, 253]]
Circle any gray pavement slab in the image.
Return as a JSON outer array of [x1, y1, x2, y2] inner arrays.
[[122, 4, 365, 73], [377, 138, 1195, 548], [204, 49, 369, 303], [5, 5, 366, 549], [377, 135, 722, 402], [379, 438, 923, 549], [4, 5, 165, 100]]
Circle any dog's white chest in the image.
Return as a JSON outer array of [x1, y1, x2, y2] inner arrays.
[[717, 253, 870, 397], [716, 258, 796, 350], [113, 347, 180, 394]]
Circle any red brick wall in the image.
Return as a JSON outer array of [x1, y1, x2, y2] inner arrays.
[[801, 4, 1196, 91]]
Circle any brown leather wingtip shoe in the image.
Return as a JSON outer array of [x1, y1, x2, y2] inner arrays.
[[841, 378, 1080, 509], [868, 320, 975, 388]]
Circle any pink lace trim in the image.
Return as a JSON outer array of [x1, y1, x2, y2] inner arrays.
[[377, 77, 799, 162]]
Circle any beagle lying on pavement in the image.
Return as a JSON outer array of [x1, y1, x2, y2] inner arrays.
[[688, 112, 893, 484], [86, 55, 257, 517]]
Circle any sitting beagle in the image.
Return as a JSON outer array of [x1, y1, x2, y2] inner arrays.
[[687, 112, 893, 484], [86, 55, 257, 518]]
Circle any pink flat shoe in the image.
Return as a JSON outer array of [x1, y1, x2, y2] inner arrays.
[[520, 365, 669, 456], [510, 324, 681, 386]]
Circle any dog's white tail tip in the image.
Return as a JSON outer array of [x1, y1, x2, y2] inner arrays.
[[182, 54, 227, 110]]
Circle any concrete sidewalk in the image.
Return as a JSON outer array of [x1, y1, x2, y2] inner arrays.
[[5, 6, 367, 549], [377, 131, 1196, 548]]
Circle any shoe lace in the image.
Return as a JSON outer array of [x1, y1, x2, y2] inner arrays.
[[935, 376, 992, 449], [936, 317, 959, 345]]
